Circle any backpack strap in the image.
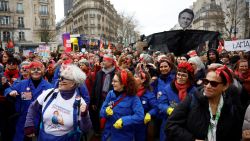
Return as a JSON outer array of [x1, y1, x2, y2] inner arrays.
[[73, 91, 81, 131], [43, 88, 56, 102]]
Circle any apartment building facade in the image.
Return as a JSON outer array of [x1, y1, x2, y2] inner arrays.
[[192, 0, 250, 39], [64, 0, 119, 43], [0, 0, 56, 50]]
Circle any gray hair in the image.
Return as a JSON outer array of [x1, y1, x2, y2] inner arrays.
[[188, 56, 205, 71], [60, 64, 86, 85]]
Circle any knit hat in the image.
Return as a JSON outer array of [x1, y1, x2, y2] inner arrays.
[[188, 56, 205, 71], [60, 64, 86, 85], [140, 53, 153, 64], [177, 62, 194, 74], [79, 58, 89, 67], [20, 61, 30, 68]]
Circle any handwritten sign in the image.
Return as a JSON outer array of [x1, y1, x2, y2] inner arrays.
[[224, 39, 250, 52], [37, 45, 50, 58]]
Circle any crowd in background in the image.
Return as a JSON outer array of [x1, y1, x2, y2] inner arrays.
[[0, 46, 250, 141]]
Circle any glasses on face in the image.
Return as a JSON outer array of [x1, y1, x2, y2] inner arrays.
[[177, 72, 188, 78], [21, 67, 29, 72], [112, 79, 120, 83], [59, 76, 73, 82], [30, 68, 42, 72], [202, 78, 223, 87]]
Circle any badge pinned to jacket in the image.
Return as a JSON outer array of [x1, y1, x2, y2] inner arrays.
[[157, 91, 162, 99]]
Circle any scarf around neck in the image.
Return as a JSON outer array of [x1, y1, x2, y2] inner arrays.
[[102, 66, 115, 93], [174, 80, 191, 101], [60, 88, 76, 100], [137, 86, 146, 97]]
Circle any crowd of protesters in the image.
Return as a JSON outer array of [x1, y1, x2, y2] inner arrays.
[[0, 45, 250, 141]]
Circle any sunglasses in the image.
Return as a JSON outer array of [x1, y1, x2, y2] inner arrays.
[[202, 78, 223, 87], [59, 76, 73, 81]]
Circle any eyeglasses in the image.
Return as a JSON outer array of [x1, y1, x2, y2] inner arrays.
[[59, 76, 73, 81], [21, 67, 29, 72], [112, 79, 120, 83], [177, 72, 188, 78], [202, 78, 223, 87]]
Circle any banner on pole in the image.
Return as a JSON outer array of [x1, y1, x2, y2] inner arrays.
[[224, 39, 250, 52], [63, 33, 72, 52]]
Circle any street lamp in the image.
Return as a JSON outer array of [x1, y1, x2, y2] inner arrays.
[[234, 0, 238, 38]]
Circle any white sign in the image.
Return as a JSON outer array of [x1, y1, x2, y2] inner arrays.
[[23, 50, 31, 56], [224, 39, 250, 52]]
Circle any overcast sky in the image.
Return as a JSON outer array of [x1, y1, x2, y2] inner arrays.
[[55, 0, 196, 35]]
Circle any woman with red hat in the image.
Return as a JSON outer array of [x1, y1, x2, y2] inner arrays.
[[5, 61, 52, 141], [157, 62, 197, 141]]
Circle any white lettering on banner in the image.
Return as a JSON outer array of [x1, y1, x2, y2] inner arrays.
[[66, 40, 71, 44], [225, 39, 250, 52]]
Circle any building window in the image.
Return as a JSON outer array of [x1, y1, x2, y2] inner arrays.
[[0, 16, 10, 25], [91, 28, 94, 34], [90, 19, 94, 25], [19, 31, 25, 41], [40, 5, 48, 15], [41, 19, 48, 28], [0, 1, 9, 11], [16, 3, 24, 13], [18, 17, 24, 28], [3, 31, 10, 41]]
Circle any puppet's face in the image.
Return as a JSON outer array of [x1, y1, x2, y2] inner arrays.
[[179, 12, 193, 29]]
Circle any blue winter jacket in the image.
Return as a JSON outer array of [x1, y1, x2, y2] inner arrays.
[[100, 90, 144, 141], [134, 89, 158, 141], [152, 72, 176, 99], [157, 81, 197, 141], [5, 78, 52, 141]]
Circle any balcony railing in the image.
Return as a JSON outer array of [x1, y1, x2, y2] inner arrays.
[[16, 10, 24, 14], [40, 24, 49, 28], [0, 7, 10, 12], [18, 24, 24, 28], [0, 24, 13, 29], [39, 11, 48, 15], [19, 38, 25, 41]]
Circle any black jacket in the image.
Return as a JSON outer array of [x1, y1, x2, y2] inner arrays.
[[91, 69, 116, 108], [166, 86, 244, 141]]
